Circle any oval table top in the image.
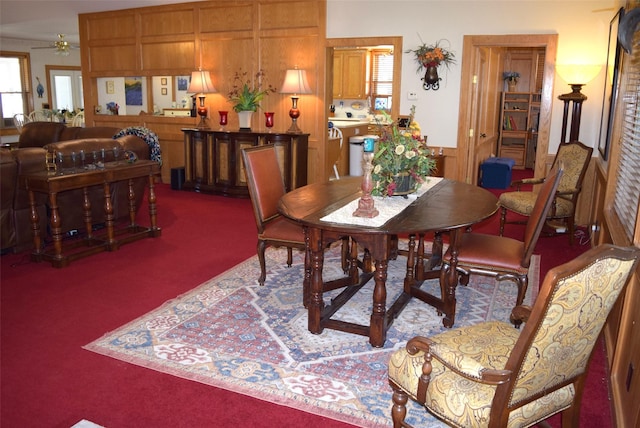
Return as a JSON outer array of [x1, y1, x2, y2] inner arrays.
[[278, 177, 499, 235]]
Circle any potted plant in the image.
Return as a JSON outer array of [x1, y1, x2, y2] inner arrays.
[[406, 39, 455, 90], [503, 71, 520, 91], [371, 106, 436, 197], [227, 69, 276, 130]]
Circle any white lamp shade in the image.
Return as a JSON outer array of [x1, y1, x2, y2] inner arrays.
[[280, 68, 312, 94], [188, 70, 216, 94], [556, 64, 602, 85]]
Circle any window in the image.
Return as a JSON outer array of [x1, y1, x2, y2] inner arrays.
[[612, 31, 640, 242], [370, 49, 393, 112], [0, 52, 32, 130], [47, 66, 84, 111]]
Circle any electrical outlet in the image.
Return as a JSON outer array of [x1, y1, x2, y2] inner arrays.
[[408, 92, 418, 100]]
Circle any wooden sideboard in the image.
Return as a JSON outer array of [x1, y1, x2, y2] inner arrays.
[[182, 129, 308, 197]]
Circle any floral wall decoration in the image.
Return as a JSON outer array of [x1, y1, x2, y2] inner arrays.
[[406, 39, 455, 91]]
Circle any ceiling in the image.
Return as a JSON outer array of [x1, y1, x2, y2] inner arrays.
[[0, 0, 199, 45]]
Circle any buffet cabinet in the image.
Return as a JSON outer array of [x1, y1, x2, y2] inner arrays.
[[182, 129, 308, 197]]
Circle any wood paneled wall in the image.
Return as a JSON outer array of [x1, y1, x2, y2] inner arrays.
[[79, 0, 326, 184]]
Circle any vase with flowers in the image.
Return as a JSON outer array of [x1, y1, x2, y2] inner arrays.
[[227, 69, 276, 130], [503, 71, 520, 92], [371, 106, 436, 197], [407, 39, 455, 90]]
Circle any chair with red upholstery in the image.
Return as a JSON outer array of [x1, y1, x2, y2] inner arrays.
[[241, 145, 306, 285]]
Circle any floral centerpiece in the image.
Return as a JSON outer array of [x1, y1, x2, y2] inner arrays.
[[371, 106, 436, 197], [407, 39, 456, 72], [227, 69, 276, 112]]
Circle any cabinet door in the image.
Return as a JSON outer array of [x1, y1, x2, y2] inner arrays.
[[332, 49, 367, 99], [342, 50, 367, 99]]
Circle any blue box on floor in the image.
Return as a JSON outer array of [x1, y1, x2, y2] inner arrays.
[[480, 157, 516, 189]]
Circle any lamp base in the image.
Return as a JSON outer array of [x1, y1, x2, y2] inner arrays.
[[287, 118, 303, 134], [196, 106, 209, 129]]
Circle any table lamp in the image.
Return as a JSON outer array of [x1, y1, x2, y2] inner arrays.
[[280, 67, 312, 133], [188, 69, 216, 128]]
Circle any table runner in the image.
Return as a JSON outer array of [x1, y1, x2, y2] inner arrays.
[[320, 177, 444, 227]]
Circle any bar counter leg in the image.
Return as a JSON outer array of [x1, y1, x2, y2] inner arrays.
[[48, 191, 66, 267], [28, 189, 43, 261], [147, 174, 161, 236], [82, 187, 93, 240], [103, 181, 116, 250]]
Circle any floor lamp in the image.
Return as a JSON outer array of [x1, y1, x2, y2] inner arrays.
[[556, 64, 601, 143], [188, 69, 216, 128], [280, 67, 312, 134]]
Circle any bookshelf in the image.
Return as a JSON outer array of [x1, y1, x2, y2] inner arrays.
[[498, 92, 540, 169]]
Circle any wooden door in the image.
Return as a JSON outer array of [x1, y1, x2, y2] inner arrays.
[[456, 34, 557, 184]]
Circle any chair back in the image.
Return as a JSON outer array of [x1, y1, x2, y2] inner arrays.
[[520, 165, 564, 267], [493, 244, 640, 419], [551, 141, 592, 200], [241, 145, 287, 233], [71, 111, 85, 127], [13, 114, 27, 132], [328, 127, 343, 180]]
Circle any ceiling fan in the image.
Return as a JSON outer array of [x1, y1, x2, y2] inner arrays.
[[32, 34, 79, 56]]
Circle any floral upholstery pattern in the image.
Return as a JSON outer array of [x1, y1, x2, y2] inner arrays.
[[499, 191, 573, 216], [510, 256, 636, 405], [388, 245, 639, 428], [498, 141, 592, 245]]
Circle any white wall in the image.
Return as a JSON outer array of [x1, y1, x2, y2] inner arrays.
[[0, 37, 81, 110], [327, 0, 619, 155]]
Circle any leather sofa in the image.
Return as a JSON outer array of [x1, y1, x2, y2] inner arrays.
[[1, 122, 154, 254]]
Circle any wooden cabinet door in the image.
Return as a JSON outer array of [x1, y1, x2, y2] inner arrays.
[[342, 50, 367, 99], [332, 49, 366, 99]]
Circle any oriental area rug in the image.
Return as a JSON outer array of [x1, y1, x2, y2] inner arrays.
[[85, 245, 539, 427]]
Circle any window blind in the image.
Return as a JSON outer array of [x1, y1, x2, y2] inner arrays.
[[612, 32, 640, 240], [371, 50, 393, 96]]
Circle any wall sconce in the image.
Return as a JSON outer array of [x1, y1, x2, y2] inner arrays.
[[555, 64, 602, 142], [280, 67, 312, 134], [188, 69, 216, 128]]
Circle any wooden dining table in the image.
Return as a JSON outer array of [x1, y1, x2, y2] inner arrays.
[[278, 176, 498, 347]]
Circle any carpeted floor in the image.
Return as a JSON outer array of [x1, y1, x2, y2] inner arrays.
[[85, 245, 539, 428]]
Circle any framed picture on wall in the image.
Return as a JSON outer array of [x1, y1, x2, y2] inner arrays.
[[598, 7, 624, 160]]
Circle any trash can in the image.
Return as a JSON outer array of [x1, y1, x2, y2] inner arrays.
[[349, 136, 365, 176]]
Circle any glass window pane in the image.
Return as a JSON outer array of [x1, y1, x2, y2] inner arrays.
[[54, 75, 74, 111], [2, 93, 25, 118], [0, 58, 22, 92]]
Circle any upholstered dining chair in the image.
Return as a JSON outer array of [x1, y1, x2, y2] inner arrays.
[[442, 165, 563, 316], [499, 141, 592, 245], [241, 145, 307, 286], [389, 243, 640, 428]]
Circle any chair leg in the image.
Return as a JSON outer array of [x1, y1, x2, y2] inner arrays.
[[499, 207, 507, 236], [286, 247, 293, 267], [257, 240, 267, 286], [341, 236, 349, 273], [391, 385, 410, 428]]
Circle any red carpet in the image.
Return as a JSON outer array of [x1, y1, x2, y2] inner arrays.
[[1, 174, 611, 427]]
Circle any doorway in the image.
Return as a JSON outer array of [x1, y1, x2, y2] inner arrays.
[[45, 65, 83, 112], [456, 34, 558, 184]]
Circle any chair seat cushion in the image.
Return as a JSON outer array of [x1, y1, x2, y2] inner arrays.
[[499, 191, 573, 217], [445, 233, 527, 273], [389, 321, 575, 427], [260, 216, 305, 243]]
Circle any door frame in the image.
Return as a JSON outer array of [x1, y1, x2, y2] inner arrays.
[[456, 34, 558, 183]]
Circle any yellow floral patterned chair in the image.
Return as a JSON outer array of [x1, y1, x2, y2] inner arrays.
[[388, 244, 639, 428], [498, 141, 592, 246]]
